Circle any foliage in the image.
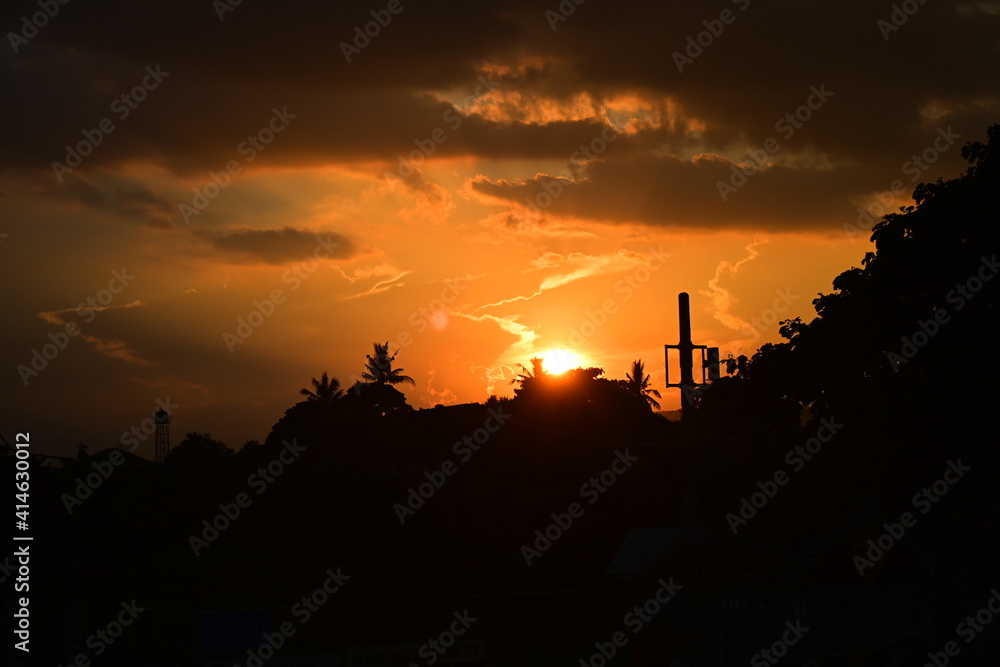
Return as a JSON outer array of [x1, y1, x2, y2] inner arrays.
[[510, 356, 546, 387], [361, 342, 416, 387], [342, 382, 414, 418], [164, 432, 235, 478], [300, 372, 343, 404], [623, 359, 662, 410], [736, 124, 998, 424]]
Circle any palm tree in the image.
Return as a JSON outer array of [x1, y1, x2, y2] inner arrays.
[[300, 371, 344, 404], [361, 342, 415, 386], [510, 356, 546, 386], [624, 359, 661, 410]]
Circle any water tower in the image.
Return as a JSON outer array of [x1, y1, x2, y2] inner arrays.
[[154, 409, 171, 463]]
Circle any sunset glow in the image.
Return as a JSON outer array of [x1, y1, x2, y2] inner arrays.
[[4, 2, 997, 663], [537, 348, 587, 375], [1, 2, 995, 457]]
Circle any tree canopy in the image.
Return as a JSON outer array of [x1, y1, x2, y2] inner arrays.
[[716, 124, 998, 449]]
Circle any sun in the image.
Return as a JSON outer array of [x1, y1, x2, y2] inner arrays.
[[538, 348, 586, 375]]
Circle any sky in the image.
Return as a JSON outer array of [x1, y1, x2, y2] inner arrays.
[[2, 0, 998, 457]]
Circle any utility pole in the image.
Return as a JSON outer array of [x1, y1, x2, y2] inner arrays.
[[665, 293, 720, 422], [665, 292, 720, 521]]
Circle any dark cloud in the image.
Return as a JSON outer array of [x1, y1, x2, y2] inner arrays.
[[35, 173, 179, 227], [196, 227, 356, 264], [1, 0, 996, 227], [473, 150, 889, 233]]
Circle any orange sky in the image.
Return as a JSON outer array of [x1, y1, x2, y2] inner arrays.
[[2, 1, 997, 456]]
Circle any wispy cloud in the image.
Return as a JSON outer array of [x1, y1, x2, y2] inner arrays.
[[702, 238, 769, 333], [338, 270, 413, 300], [38, 301, 154, 367], [39, 300, 145, 326]]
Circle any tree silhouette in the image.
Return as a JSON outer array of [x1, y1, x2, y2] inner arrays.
[[724, 354, 748, 377], [509, 356, 546, 387], [300, 371, 344, 404], [343, 382, 414, 418], [164, 432, 234, 480], [510, 365, 668, 439], [737, 123, 999, 424], [361, 342, 415, 386], [623, 359, 661, 410]]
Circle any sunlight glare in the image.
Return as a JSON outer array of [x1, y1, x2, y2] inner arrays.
[[538, 348, 586, 375]]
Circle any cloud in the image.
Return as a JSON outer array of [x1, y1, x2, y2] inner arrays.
[[39, 301, 146, 326], [34, 172, 178, 228], [701, 238, 769, 334], [472, 151, 883, 232], [34, 300, 155, 366], [534, 249, 659, 290], [196, 227, 356, 265], [423, 364, 460, 407], [338, 270, 413, 301], [334, 263, 407, 284], [469, 248, 669, 313], [386, 169, 456, 225], [3, 4, 995, 155], [5, 0, 996, 235]]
